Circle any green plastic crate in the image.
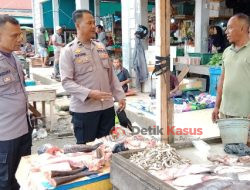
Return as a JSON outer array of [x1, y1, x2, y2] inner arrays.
[[176, 48, 184, 56], [188, 53, 214, 65], [201, 54, 214, 65]]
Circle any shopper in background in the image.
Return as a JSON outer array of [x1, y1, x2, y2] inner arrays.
[[52, 25, 65, 80], [38, 27, 48, 67], [208, 25, 215, 53], [96, 24, 107, 46], [113, 57, 131, 93], [211, 26, 226, 53]]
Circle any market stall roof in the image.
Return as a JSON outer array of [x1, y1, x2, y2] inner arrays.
[[15, 16, 33, 25], [0, 0, 31, 10], [21, 26, 33, 32]]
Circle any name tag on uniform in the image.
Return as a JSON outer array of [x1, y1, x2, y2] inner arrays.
[[0, 70, 10, 77], [75, 52, 86, 58]]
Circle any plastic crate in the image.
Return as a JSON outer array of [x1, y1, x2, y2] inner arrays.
[[201, 53, 214, 65], [25, 80, 36, 86], [209, 67, 222, 96], [188, 53, 201, 57], [176, 48, 184, 56], [188, 53, 213, 65]]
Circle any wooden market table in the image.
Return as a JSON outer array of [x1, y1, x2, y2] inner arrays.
[[174, 62, 210, 76], [26, 85, 56, 131], [16, 154, 111, 190]]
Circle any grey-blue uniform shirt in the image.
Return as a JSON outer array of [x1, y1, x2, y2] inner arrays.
[[0, 51, 28, 141]]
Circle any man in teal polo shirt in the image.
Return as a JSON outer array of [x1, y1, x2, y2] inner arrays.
[[212, 13, 250, 122]]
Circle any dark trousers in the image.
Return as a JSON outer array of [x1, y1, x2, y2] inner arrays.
[[53, 51, 60, 77], [0, 131, 32, 190], [72, 107, 115, 144]]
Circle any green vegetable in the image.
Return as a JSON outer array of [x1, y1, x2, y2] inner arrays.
[[208, 53, 222, 66], [115, 115, 119, 124]]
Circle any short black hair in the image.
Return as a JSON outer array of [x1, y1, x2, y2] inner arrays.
[[0, 14, 19, 27], [96, 25, 103, 30], [72, 9, 92, 23], [233, 13, 250, 28], [40, 27, 45, 33], [113, 56, 122, 63]]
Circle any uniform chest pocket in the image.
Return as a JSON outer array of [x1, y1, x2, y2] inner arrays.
[[75, 62, 94, 75], [102, 60, 111, 69], [0, 73, 16, 96]]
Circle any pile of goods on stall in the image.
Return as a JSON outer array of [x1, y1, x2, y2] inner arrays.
[[127, 93, 216, 115], [129, 144, 250, 189], [174, 93, 216, 113], [26, 126, 157, 188]]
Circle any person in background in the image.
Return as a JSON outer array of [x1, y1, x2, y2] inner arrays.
[[96, 24, 107, 46], [14, 42, 34, 57], [113, 57, 131, 93], [170, 73, 182, 98], [38, 27, 48, 67], [211, 26, 226, 53], [52, 26, 65, 80], [23, 42, 35, 57], [0, 14, 32, 190], [208, 25, 215, 53], [212, 13, 250, 122], [60, 10, 125, 144]]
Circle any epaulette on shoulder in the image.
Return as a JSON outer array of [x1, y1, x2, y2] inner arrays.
[[68, 41, 74, 47]]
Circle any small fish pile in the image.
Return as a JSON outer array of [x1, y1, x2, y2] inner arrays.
[[129, 143, 190, 171]]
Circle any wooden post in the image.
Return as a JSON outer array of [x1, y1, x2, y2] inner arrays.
[[42, 101, 46, 126], [50, 101, 55, 131], [155, 0, 172, 143]]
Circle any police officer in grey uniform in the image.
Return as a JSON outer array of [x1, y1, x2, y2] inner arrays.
[[0, 15, 32, 190], [60, 10, 126, 144]]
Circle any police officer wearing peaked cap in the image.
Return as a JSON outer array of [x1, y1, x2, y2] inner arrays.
[[60, 10, 126, 144], [0, 15, 32, 190]]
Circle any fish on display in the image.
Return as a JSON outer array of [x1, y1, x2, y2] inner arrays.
[[129, 143, 190, 171], [63, 143, 103, 154], [186, 179, 250, 190]]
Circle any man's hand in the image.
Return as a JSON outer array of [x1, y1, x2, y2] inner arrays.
[[212, 107, 220, 123], [88, 90, 112, 101], [118, 99, 126, 111]]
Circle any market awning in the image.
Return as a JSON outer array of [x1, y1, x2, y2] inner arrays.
[[21, 26, 33, 32], [15, 17, 33, 25]]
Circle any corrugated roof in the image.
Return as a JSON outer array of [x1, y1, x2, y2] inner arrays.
[[0, 11, 32, 17], [0, 0, 32, 10]]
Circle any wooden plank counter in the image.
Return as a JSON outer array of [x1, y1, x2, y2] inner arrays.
[[16, 155, 112, 190], [26, 85, 56, 130]]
